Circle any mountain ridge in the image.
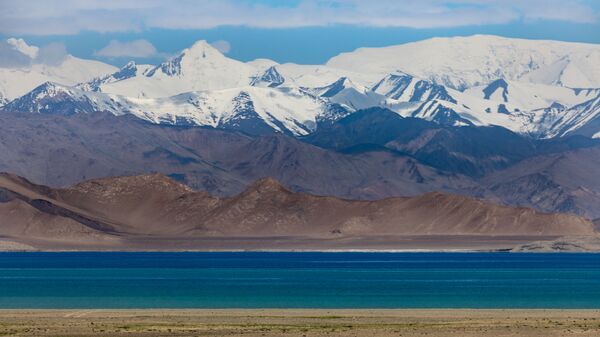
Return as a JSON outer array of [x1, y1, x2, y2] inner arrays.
[[3, 35, 600, 139], [0, 172, 595, 250]]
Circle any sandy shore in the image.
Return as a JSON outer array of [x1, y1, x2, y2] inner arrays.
[[2, 235, 568, 252], [0, 309, 599, 336]]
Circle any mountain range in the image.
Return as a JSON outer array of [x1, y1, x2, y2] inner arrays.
[[0, 109, 598, 220], [0, 172, 594, 250], [2, 35, 600, 139], [0, 34, 599, 250]]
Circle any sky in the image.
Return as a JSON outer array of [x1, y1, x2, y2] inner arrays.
[[1, 0, 599, 67]]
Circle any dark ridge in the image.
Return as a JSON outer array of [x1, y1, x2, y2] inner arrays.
[[29, 199, 118, 234]]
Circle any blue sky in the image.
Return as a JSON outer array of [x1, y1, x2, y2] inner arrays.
[[1, 0, 599, 67]]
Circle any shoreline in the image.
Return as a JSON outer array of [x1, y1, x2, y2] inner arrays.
[[1, 248, 599, 253], [2, 234, 599, 252], [1, 309, 599, 336]]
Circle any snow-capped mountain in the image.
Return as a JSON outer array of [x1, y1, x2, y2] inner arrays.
[[93, 40, 256, 98], [86, 43, 378, 96], [2, 35, 600, 139], [306, 77, 386, 111], [0, 38, 116, 105], [545, 92, 600, 138], [250, 66, 286, 88], [326, 35, 600, 90], [371, 71, 456, 103], [76, 61, 154, 92], [464, 79, 600, 111], [1, 81, 343, 136]]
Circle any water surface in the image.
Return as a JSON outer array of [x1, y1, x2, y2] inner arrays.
[[0, 252, 599, 308]]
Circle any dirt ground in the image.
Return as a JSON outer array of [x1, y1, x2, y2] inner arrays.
[[0, 309, 599, 337]]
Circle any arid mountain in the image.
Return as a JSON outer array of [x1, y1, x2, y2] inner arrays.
[[1, 109, 599, 218], [0, 173, 595, 250], [0, 173, 121, 247], [304, 107, 599, 177], [0, 111, 479, 200], [484, 145, 600, 219]]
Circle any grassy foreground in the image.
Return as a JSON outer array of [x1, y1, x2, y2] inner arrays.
[[1, 309, 600, 336]]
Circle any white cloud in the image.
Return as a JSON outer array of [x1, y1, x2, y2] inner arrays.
[[0, 0, 597, 35], [210, 40, 231, 54], [35, 42, 68, 66], [0, 39, 68, 68], [0, 40, 31, 68], [95, 39, 158, 58]]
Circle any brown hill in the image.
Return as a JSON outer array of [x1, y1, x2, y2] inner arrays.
[[0, 173, 595, 250]]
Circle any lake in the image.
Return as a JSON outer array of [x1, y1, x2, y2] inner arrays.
[[0, 252, 599, 308]]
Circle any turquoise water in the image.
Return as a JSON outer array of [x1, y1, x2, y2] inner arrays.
[[0, 252, 599, 308]]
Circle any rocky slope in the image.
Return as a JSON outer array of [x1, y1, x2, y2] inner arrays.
[[0, 173, 595, 250], [1, 109, 599, 218], [483, 145, 600, 219], [0, 111, 479, 200]]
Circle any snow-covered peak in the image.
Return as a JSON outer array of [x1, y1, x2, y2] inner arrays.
[[183, 40, 225, 59], [3, 35, 600, 140], [411, 99, 474, 127], [250, 66, 285, 88], [146, 40, 233, 78], [76, 61, 153, 92], [122, 60, 137, 70], [315, 77, 363, 97], [327, 35, 600, 90], [309, 76, 367, 98], [544, 92, 600, 138], [93, 40, 255, 97], [303, 77, 385, 111], [371, 72, 414, 96], [0, 83, 335, 136], [29, 81, 70, 96], [0, 81, 96, 115], [371, 72, 456, 103], [246, 58, 279, 70], [109, 61, 141, 81]]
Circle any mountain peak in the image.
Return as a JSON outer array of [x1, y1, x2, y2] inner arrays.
[[327, 34, 600, 90], [250, 66, 285, 87], [109, 61, 139, 81], [548, 102, 566, 111], [0, 81, 88, 115], [246, 177, 290, 194], [182, 40, 224, 58], [146, 40, 241, 78], [32, 81, 68, 93], [388, 70, 414, 79], [122, 60, 137, 69], [318, 77, 362, 97], [68, 172, 194, 199]]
